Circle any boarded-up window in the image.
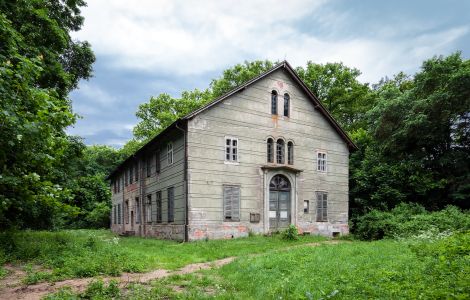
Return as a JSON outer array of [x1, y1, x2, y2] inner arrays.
[[225, 137, 238, 162], [223, 185, 240, 221], [167, 187, 174, 222], [156, 191, 162, 223], [316, 192, 328, 222], [146, 195, 152, 223], [317, 152, 327, 172]]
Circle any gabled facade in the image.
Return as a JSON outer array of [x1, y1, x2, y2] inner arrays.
[[108, 61, 357, 241]]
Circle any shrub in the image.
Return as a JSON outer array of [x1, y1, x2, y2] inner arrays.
[[353, 203, 470, 240], [282, 224, 299, 240]]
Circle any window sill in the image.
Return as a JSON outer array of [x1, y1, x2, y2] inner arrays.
[[224, 219, 240, 222], [224, 161, 239, 165]]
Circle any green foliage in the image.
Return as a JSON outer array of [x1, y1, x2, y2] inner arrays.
[[281, 224, 299, 240], [0, 0, 95, 229], [353, 203, 470, 240], [296, 61, 375, 132]]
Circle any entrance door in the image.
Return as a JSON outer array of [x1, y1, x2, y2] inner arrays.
[[269, 175, 291, 230]]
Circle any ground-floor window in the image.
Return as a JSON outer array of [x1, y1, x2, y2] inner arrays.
[[125, 200, 129, 224], [223, 185, 240, 221], [156, 191, 162, 223], [113, 205, 117, 224], [146, 194, 152, 223], [316, 192, 328, 222], [136, 197, 140, 224], [167, 187, 174, 222], [117, 204, 121, 224]]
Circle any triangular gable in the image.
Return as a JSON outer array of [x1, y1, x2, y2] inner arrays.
[[184, 61, 358, 151]]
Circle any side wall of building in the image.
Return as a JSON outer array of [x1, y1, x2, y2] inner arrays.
[[110, 130, 186, 240], [186, 68, 350, 240]]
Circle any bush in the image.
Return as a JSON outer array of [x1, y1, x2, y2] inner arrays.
[[353, 203, 470, 240], [282, 224, 299, 240]]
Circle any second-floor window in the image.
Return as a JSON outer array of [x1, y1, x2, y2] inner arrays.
[[288, 142, 294, 165], [225, 137, 238, 162], [156, 151, 161, 174], [267, 138, 274, 163], [146, 156, 152, 177], [276, 139, 285, 164], [317, 152, 327, 172], [167, 143, 173, 165]]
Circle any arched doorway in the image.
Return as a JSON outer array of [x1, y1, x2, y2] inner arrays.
[[269, 175, 291, 230]]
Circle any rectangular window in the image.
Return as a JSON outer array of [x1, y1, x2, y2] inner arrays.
[[117, 204, 121, 224], [225, 137, 238, 162], [146, 195, 152, 223], [156, 151, 161, 174], [317, 152, 327, 172], [125, 200, 129, 224], [167, 187, 174, 222], [316, 192, 328, 222], [135, 197, 140, 224], [146, 156, 152, 177], [156, 191, 162, 223], [223, 185, 240, 221], [304, 200, 309, 214], [135, 163, 139, 182], [167, 143, 173, 165], [113, 205, 116, 224]]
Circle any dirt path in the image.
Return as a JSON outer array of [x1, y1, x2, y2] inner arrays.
[[0, 240, 341, 300]]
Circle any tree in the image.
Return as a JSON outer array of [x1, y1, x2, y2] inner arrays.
[[296, 62, 374, 132], [0, 1, 95, 229], [131, 60, 275, 143]]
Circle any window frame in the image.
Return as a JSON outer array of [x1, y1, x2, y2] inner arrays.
[[146, 156, 152, 177], [223, 185, 241, 221], [304, 200, 309, 214], [167, 143, 173, 165], [316, 192, 328, 222], [225, 136, 239, 163], [146, 194, 152, 223], [156, 150, 161, 174], [156, 191, 162, 223], [135, 197, 140, 224], [317, 151, 327, 172], [267, 138, 274, 163], [276, 139, 285, 164], [287, 141, 294, 165], [283, 93, 290, 117], [125, 200, 129, 224], [167, 187, 174, 223], [271, 90, 278, 115]]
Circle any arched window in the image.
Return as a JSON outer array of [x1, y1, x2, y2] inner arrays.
[[287, 141, 294, 165], [267, 138, 274, 163], [276, 139, 285, 164], [283, 93, 290, 117], [271, 90, 278, 115]]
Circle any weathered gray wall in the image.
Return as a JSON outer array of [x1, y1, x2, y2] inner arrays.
[[186, 68, 350, 240], [110, 130, 186, 240]]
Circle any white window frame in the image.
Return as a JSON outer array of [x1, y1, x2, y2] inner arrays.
[[225, 136, 239, 163], [146, 194, 152, 223], [167, 143, 173, 165], [317, 151, 327, 172]]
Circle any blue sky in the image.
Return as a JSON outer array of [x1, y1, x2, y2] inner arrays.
[[69, 0, 470, 147]]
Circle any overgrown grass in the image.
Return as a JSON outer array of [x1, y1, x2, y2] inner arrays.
[[106, 232, 469, 299], [0, 229, 325, 283]]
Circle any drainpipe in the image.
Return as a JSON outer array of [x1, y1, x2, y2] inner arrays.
[[175, 120, 189, 242]]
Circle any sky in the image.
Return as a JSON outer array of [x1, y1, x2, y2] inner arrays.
[[68, 0, 470, 147]]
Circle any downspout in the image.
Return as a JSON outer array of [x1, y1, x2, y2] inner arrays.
[[175, 120, 189, 242]]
